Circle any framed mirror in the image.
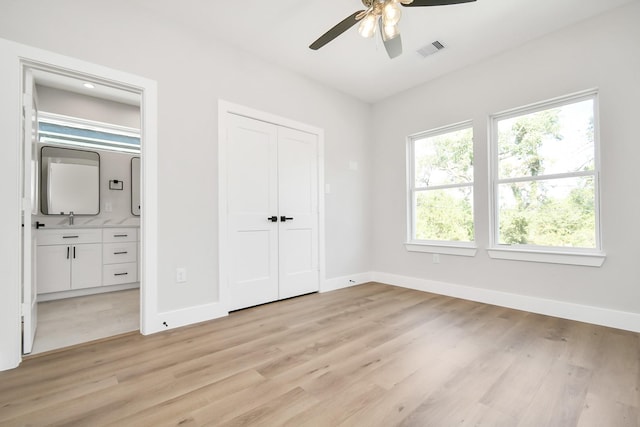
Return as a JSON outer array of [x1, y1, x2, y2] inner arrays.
[[40, 146, 100, 215], [131, 157, 140, 216]]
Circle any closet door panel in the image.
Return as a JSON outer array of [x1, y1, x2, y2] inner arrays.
[[278, 127, 319, 299], [227, 114, 279, 310]]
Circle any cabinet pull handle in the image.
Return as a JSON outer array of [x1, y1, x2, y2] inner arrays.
[[280, 216, 294, 222], [66, 246, 70, 259], [114, 251, 128, 255], [114, 272, 129, 276], [73, 246, 76, 259], [114, 234, 128, 238], [63, 235, 79, 239]]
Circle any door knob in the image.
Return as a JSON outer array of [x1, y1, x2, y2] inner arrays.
[[280, 216, 294, 222], [35, 221, 45, 229], [267, 216, 278, 222]]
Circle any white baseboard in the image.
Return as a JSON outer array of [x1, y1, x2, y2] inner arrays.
[[322, 272, 373, 293], [146, 302, 229, 334], [38, 282, 139, 302], [372, 271, 640, 333]]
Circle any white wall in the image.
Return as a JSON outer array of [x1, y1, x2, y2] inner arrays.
[[0, 0, 372, 361], [37, 85, 140, 128], [371, 2, 640, 316]]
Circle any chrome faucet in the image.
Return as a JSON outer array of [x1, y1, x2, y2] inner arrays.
[[68, 211, 74, 226]]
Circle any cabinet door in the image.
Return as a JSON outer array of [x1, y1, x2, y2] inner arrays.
[[71, 243, 103, 289], [37, 245, 71, 294]]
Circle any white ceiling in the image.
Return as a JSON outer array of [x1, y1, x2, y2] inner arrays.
[[134, 0, 637, 103], [32, 69, 141, 106]]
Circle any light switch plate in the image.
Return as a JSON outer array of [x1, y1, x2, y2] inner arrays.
[[176, 267, 187, 283]]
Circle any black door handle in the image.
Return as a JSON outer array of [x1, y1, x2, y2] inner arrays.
[[35, 221, 45, 229], [267, 216, 278, 222], [280, 216, 294, 222]]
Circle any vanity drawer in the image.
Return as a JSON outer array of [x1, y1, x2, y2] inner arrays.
[[103, 228, 137, 243], [103, 242, 137, 264], [103, 262, 137, 285], [37, 228, 102, 245]]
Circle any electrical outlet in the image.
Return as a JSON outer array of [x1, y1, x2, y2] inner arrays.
[[432, 254, 440, 264], [176, 267, 187, 283]]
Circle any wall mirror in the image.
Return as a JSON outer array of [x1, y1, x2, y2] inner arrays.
[[40, 146, 100, 215], [131, 157, 140, 216]]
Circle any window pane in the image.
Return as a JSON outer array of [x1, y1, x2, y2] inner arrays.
[[414, 127, 473, 187], [498, 99, 594, 179], [415, 187, 474, 242], [498, 176, 595, 248]]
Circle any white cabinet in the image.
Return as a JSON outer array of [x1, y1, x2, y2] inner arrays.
[[36, 229, 102, 294], [102, 228, 137, 286], [37, 227, 139, 297]]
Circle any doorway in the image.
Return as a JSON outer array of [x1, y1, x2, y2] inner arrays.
[[0, 38, 159, 370], [24, 69, 142, 354], [11, 61, 158, 366], [218, 101, 326, 311]]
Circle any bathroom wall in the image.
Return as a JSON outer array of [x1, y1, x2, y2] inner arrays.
[[35, 145, 140, 228], [37, 85, 140, 128], [34, 85, 141, 227]]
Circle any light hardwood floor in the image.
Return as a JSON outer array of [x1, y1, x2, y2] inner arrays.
[[31, 289, 139, 355], [1, 283, 638, 426]]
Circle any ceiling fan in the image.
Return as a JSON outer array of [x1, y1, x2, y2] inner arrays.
[[309, 0, 477, 59]]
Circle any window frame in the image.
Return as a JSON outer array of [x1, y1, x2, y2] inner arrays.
[[488, 90, 605, 266], [405, 120, 477, 256]]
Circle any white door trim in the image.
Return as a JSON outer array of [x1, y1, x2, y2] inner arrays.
[[218, 100, 326, 311], [0, 38, 159, 371]]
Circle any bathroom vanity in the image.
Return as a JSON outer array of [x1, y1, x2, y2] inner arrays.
[[36, 226, 139, 301]]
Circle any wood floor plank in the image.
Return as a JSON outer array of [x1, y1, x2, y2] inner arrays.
[[1, 283, 638, 427]]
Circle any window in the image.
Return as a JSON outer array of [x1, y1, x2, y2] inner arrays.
[[406, 122, 475, 255], [489, 91, 603, 265], [38, 112, 140, 154]]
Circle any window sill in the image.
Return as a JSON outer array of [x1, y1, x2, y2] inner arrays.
[[405, 242, 477, 257], [487, 247, 606, 267]]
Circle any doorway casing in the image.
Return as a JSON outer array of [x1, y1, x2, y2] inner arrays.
[[0, 38, 159, 371]]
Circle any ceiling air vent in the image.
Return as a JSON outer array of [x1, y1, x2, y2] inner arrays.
[[417, 41, 445, 59]]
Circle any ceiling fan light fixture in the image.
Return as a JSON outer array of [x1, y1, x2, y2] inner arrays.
[[382, 23, 400, 41], [358, 13, 377, 38], [382, 1, 402, 26]]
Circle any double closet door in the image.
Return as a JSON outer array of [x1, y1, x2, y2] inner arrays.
[[227, 114, 319, 311]]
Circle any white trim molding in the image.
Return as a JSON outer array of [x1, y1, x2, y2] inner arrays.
[[372, 271, 640, 333], [405, 243, 477, 257], [153, 303, 228, 334], [322, 272, 374, 293], [487, 247, 606, 267]]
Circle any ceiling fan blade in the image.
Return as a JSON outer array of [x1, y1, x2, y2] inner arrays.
[[309, 10, 365, 50], [402, 0, 476, 7], [383, 34, 402, 59], [379, 17, 402, 59]]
